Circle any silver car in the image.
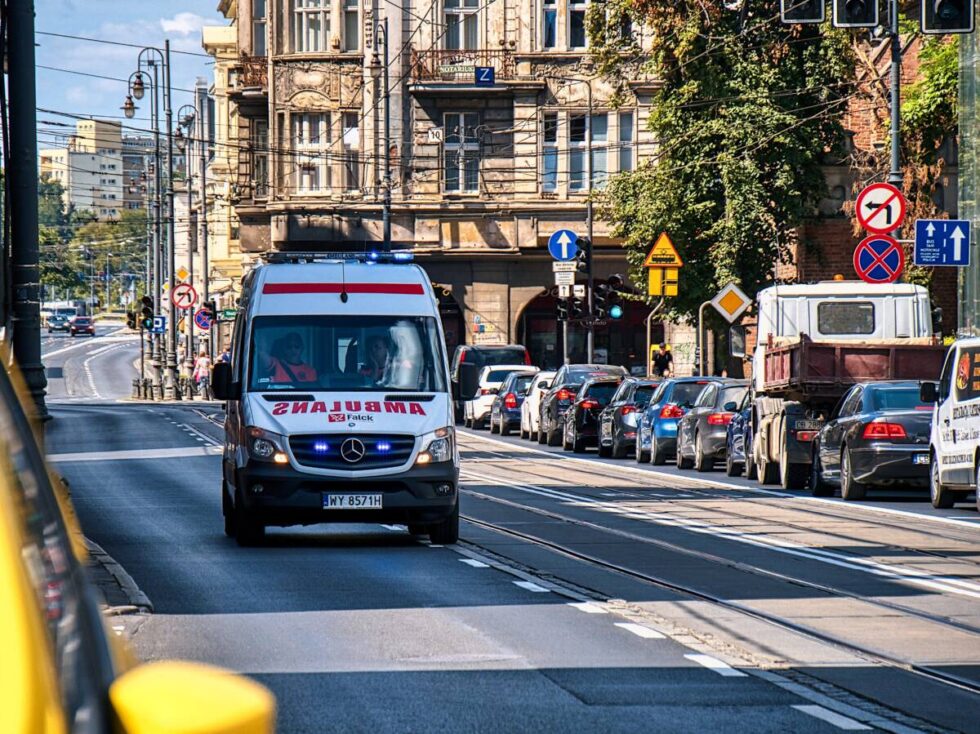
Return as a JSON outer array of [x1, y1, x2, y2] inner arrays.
[[675, 380, 750, 472]]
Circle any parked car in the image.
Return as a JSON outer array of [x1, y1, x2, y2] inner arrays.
[[520, 370, 556, 440], [451, 344, 531, 422], [47, 313, 70, 333], [598, 377, 660, 458], [563, 377, 623, 453], [635, 377, 725, 464], [69, 315, 96, 337], [810, 380, 933, 500], [675, 380, 750, 471], [539, 364, 628, 446], [464, 364, 534, 430], [0, 356, 276, 734], [490, 370, 539, 435], [725, 388, 756, 478]]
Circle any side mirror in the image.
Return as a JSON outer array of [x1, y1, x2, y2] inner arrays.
[[723, 401, 738, 412], [931, 306, 943, 335], [920, 381, 939, 404], [212, 362, 240, 401], [537, 380, 551, 390], [110, 661, 275, 734], [458, 362, 480, 400]]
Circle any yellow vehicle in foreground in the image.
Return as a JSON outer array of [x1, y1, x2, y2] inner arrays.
[[0, 355, 276, 734]]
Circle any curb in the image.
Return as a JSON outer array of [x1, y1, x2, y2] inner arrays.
[[84, 537, 153, 613]]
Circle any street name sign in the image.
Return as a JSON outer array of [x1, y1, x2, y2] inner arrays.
[[194, 308, 213, 331], [643, 232, 683, 296], [548, 229, 579, 261], [221, 308, 237, 319], [552, 261, 577, 273], [855, 182, 906, 234], [853, 234, 904, 283], [914, 219, 970, 266], [711, 283, 751, 323]]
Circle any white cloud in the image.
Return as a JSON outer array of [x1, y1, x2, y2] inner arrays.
[[160, 12, 207, 36]]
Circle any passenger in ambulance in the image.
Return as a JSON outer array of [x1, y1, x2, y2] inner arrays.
[[360, 334, 391, 383]]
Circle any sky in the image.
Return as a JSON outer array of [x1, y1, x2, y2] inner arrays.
[[36, 0, 227, 149]]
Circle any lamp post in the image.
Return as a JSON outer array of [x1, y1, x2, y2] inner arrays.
[[176, 105, 197, 385], [104, 251, 112, 311], [370, 18, 392, 252]]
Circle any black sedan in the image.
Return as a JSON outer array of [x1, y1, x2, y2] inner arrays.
[[563, 377, 623, 453], [676, 380, 749, 471], [809, 381, 933, 500], [539, 364, 628, 446], [489, 370, 538, 436], [598, 378, 660, 458]]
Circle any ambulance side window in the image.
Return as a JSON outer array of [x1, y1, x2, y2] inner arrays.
[[939, 349, 954, 402], [231, 312, 246, 383]]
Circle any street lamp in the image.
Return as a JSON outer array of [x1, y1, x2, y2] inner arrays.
[[370, 18, 392, 252], [177, 104, 197, 384], [131, 71, 146, 100], [121, 95, 137, 119]]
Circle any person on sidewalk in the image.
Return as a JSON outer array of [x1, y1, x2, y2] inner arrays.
[[192, 349, 213, 399]]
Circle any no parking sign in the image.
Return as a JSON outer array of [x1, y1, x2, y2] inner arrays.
[[853, 234, 904, 284]]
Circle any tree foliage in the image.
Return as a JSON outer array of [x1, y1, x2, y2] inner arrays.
[[588, 1, 855, 317]]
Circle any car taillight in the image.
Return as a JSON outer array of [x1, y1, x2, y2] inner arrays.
[[620, 405, 637, 416], [862, 422, 907, 439], [580, 399, 599, 410], [524, 351, 532, 365], [660, 404, 684, 419], [557, 388, 573, 401], [707, 412, 733, 426], [480, 388, 497, 396], [504, 392, 518, 409], [795, 430, 818, 442]]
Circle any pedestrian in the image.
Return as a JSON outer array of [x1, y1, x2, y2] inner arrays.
[[218, 348, 231, 364], [193, 348, 213, 399], [652, 343, 673, 378]]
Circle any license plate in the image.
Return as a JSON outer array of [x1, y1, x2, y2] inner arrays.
[[794, 420, 822, 431], [323, 494, 383, 509], [913, 454, 930, 465]]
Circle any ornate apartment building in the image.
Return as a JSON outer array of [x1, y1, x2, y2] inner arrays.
[[204, 0, 660, 369]]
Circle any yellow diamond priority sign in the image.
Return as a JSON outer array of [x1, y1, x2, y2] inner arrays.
[[176, 266, 190, 282], [710, 283, 750, 323]]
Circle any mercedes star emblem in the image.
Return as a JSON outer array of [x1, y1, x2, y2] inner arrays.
[[340, 438, 366, 463]]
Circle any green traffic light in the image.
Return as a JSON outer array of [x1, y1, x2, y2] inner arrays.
[[609, 304, 624, 319]]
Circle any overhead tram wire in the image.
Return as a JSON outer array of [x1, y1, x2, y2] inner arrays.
[[36, 30, 212, 58]]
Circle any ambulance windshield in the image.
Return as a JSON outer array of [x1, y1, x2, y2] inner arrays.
[[248, 315, 448, 393]]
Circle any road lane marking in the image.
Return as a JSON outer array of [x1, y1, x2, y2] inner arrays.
[[513, 580, 550, 592], [568, 602, 608, 614], [460, 430, 980, 531], [461, 469, 980, 600], [459, 558, 490, 568], [42, 331, 134, 359], [684, 653, 747, 677], [614, 622, 665, 639], [381, 524, 404, 531], [791, 705, 871, 731], [48, 445, 223, 463]]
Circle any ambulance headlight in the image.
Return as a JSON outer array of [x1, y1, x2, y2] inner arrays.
[[416, 426, 454, 465], [247, 426, 287, 463]]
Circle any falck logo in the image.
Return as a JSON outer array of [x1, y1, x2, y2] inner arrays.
[[340, 438, 366, 464]]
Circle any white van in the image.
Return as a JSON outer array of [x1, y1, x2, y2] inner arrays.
[[923, 337, 979, 510], [212, 252, 460, 546]]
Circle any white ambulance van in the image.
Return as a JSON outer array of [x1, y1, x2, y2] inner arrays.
[[922, 337, 979, 510], [212, 251, 462, 546]]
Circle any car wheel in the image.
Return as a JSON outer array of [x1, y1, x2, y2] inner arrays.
[[809, 450, 833, 497], [562, 422, 572, 451], [537, 423, 547, 444], [611, 434, 627, 459], [222, 480, 236, 537], [725, 451, 743, 478], [635, 434, 650, 463], [233, 489, 265, 547], [676, 439, 693, 470], [598, 439, 612, 458], [518, 420, 526, 440], [650, 434, 666, 466], [500, 418, 511, 437], [694, 432, 713, 472], [546, 417, 562, 447], [757, 444, 779, 484], [572, 431, 586, 453], [780, 459, 808, 491], [745, 442, 758, 480], [930, 454, 955, 509], [429, 502, 459, 545], [490, 413, 500, 434], [840, 448, 867, 501], [473, 417, 485, 431]]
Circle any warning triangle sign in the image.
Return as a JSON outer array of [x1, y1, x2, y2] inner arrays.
[[643, 233, 683, 268]]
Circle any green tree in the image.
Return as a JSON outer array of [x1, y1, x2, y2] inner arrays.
[[73, 208, 148, 308], [38, 177, 86, 300], [588, 1, 855, 318]]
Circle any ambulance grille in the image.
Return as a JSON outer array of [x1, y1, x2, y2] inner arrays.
[[290, 434, 416, 470]]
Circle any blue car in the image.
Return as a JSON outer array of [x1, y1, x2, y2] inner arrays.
[[725, 388, 756, 478], [489, 370, 538, 436], [635, 378, 724, 465]]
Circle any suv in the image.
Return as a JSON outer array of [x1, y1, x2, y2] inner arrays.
[[538, 364, 628, 446], [451, 345, 531, 421]]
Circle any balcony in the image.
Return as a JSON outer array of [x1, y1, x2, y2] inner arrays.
[[230, 54, 268, 98], [410, 48, 515, 87]]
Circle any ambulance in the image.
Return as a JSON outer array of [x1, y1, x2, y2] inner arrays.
[[212, 251, 462, 546]]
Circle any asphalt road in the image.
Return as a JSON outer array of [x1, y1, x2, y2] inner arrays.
[[41, 344, 980, 732]]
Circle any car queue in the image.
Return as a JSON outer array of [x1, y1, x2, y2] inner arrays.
[[458, 343, 980, 512]]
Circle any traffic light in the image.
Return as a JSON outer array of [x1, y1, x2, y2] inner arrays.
[[781, 0, 825, 23], [556, 298, 568, 322], [607, 275, 625, 320], [126, 311, 136, 330], [570, 296, 586, 319], [201, 299, 216, 321], [593, 284, 608, 319], [922, 0, 974, 33], [833, 0, 878, 27], [140, 295, 153, 330]]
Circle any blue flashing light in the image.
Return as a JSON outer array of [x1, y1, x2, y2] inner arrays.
[[391, 251, 414, 262], [313, 440, 330, 454], [609, 304, 624, 320], [368, 251, 380, 261], [375, 441, 392, 454]]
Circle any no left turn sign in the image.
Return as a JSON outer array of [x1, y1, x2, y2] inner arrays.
[[171, 282, 198, 310], [855, 182, 906, 234]]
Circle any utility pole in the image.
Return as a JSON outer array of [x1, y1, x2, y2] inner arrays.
[[586, 80, 595, 363], [163, 40, 179, 400], [372, 18, 392, 252], [887, 0, 902, 190], [196, 82, 211, 360], [8, 0, 48, 417]]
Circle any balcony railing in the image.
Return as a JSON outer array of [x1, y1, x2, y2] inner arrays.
[[232, 54, 268, 93], [410, 48, 515, 84]]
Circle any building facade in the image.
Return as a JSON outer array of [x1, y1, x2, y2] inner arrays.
[[39, 119, 125, 221]]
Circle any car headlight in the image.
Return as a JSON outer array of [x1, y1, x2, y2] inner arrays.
[[416, 426, 454, 465], [246, 426, 289, 464]]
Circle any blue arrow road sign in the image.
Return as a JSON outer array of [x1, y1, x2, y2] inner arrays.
[[915, 219, 970, 267], [548, 229, 579, 261], [151, 315, 166, 334]]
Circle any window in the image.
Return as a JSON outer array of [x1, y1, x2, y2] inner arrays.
[[343, 0, 359, 51], [254, 0, 268, 56], [542, 0, 557, 48], [252, 120, 269, 197], [445, 0, 479, 50], [619, 111, 634, 172], [343, 112, 360, 190], [569, 114, 586, 191], [293, 0, 329, 53], [542, 112, 558, 192], [292, 112, 329, 193], [816, 302, 874, 335], [444, 112, 480, 193], [591, 113, 608, 189], [569, 0, 588, 48]]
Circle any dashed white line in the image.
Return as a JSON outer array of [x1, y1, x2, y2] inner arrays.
[[568, 602, 608, 614], [683, 653, 747, 677], [459, 558, 489, 568], [614, 622, 665, 639], [513, 580, 550, 593], [791, 705, 871, 731], [380, 524, 403, 531]]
